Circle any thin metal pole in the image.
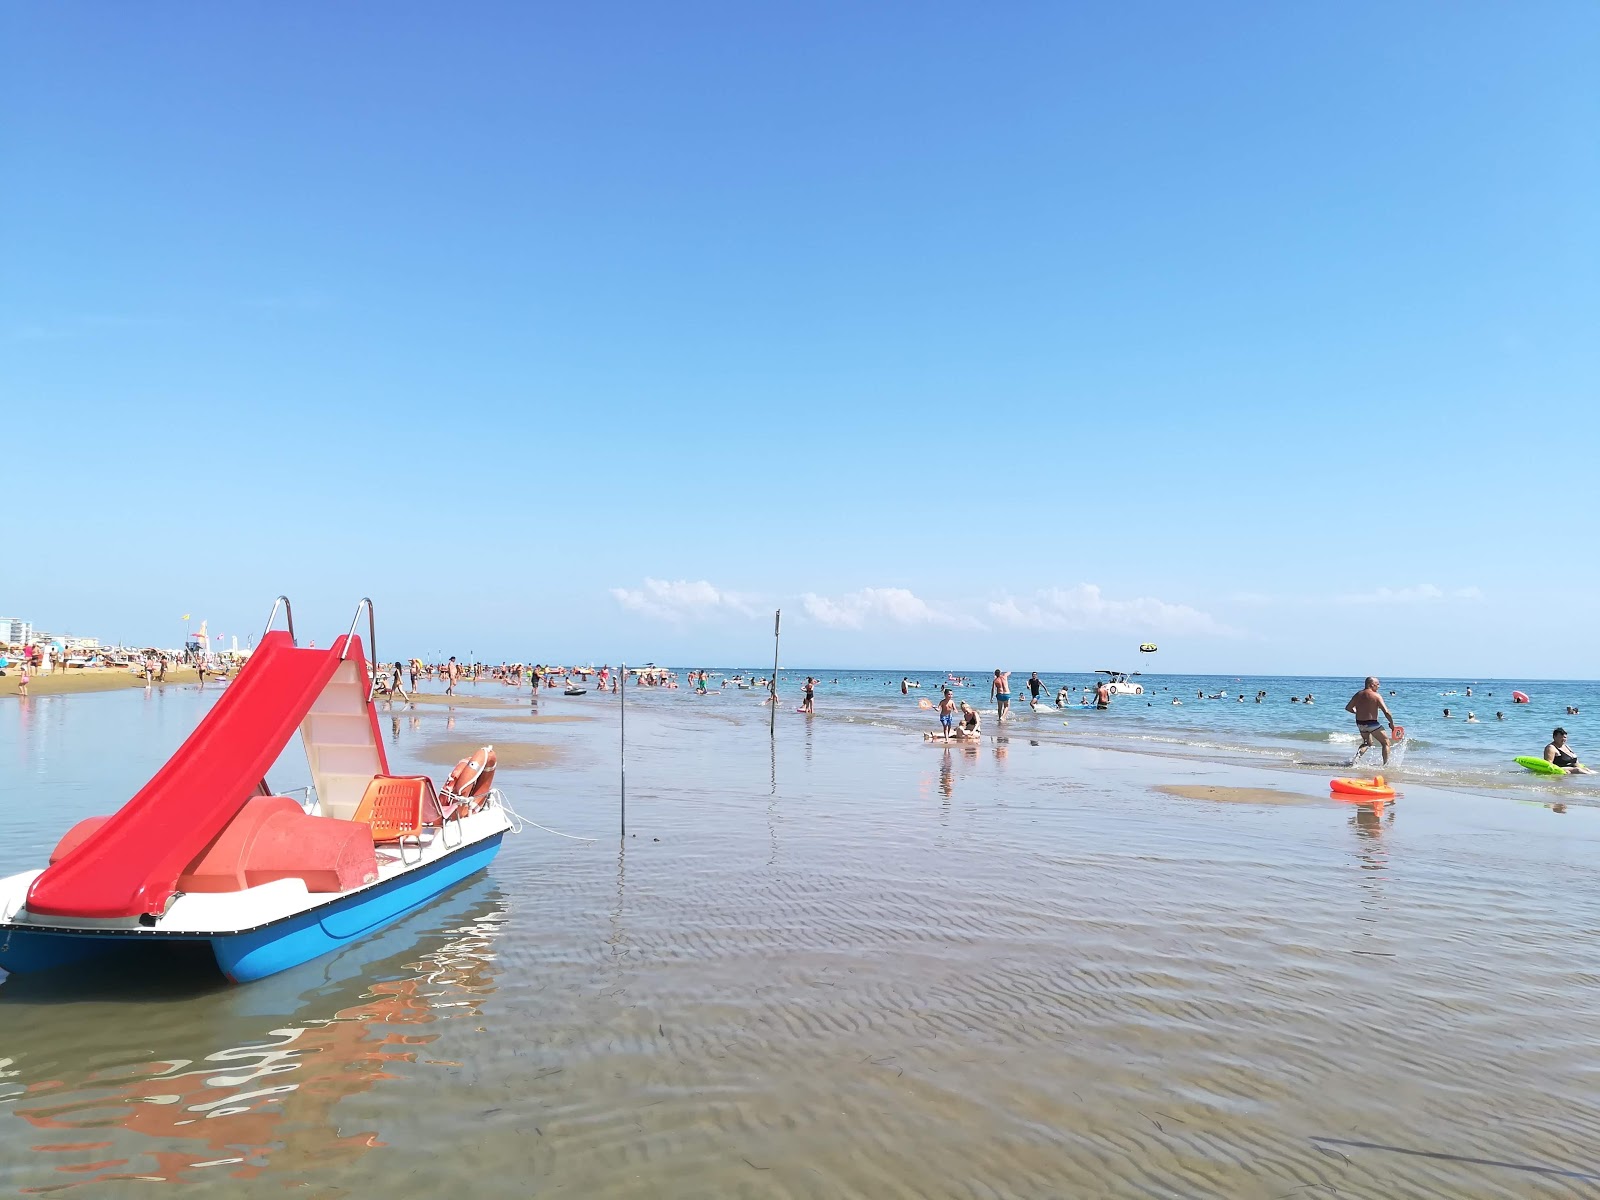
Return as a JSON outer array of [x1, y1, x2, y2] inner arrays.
[[620, 662, 627, 838], [769, 610, 781, 736]]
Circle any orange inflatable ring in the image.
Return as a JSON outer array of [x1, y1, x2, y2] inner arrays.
[[1330, 775, 1395, 799], [443, 745, 497, 813]]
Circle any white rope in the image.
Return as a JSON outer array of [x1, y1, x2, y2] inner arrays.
[[492, 793, 595, 843]]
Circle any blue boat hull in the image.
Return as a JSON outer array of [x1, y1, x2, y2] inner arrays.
[[0, 832, 505, 984]]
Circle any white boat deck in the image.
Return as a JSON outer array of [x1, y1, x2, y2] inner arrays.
[[0, 801, 512, 937]]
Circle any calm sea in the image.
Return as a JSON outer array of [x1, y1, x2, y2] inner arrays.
[[674, 669, 1600, 798], [3, 681, 1600, 1196]]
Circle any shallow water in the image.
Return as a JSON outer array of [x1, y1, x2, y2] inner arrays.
[[677, 669, 1600, 798], [3, 686, 1600, 1197]]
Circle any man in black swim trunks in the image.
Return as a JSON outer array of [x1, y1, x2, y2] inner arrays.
[[1346, 676, 1397, 765]]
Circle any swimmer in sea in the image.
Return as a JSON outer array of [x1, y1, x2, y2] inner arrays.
[[1056, 686, 1070, 707], [991, 669, 1011, 722], [1346, 676, 1397, 766], [1545, 727, 1593, 774]]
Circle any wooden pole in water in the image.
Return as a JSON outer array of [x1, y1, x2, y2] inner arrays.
[[620, 661, 627, 838], [769, 610, 781, 737]]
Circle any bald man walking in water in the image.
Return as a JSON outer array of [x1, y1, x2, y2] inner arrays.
[[1346, 676, 1397, 766]]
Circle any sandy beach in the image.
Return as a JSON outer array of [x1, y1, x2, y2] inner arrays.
[[0, 664, 211, 698]]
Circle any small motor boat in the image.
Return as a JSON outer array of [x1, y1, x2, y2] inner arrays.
[[563, 687, 587, 696]]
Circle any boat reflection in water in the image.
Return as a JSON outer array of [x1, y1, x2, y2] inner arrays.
[[2, 879, 506, 1191]]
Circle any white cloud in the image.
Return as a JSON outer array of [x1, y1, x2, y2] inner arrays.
[[801, 587, 984, 631], [610, 578, 758, 622], [1335, 584, 1482, 605], [986, 584, 1231, 636]]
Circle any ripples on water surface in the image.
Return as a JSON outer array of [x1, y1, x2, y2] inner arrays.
[[2, 685, 1600, 1197]]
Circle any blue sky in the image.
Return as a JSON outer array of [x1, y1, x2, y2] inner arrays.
[[3, 3, 1596, 676]]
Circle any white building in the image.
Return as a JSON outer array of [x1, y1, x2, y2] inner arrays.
[[0, 617, 32, 646]]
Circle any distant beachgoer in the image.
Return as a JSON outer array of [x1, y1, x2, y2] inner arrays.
[[1026, 672, 1045, 705], [1496, 711, 1504, 720], [802, 676, 815, 713], [446, 656, 460, 695], [1443, 708, 1450, 718], [1545, 728, 1592, 774], [1466, 712, 1478, 723], [902, 677, 909, 696], [1056, 686, 1070, 706], [1095, 680, 1111, 709], [937, 688, 956, 738], [1347, 676, 1397, 766], [197, 660, 208, 687], [17, 667, 29, 696], [991, 669, 1011, 721], [1466, 687, 1473, 697]]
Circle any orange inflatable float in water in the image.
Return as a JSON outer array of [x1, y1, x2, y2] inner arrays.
[[1330, 775, 1396, 800], [1512, 691, 1530, 704]]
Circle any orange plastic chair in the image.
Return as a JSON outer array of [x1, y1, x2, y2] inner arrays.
[[352, 776, 445, 861]]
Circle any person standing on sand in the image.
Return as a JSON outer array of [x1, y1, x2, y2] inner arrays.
[[1346, 676, 1397, 766], [445, 656, 459, 696], [991, 669, 1011, 722]]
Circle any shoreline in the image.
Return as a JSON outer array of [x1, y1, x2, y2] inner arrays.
[[0, 665, 213, 698]]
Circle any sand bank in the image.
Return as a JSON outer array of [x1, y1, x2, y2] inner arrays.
[[1155, 782, 1319, 805], [487, 713, 593, 725], [411, 739, 559, 769], [405, 692, 521, 709], [0, 665, 208, 699]]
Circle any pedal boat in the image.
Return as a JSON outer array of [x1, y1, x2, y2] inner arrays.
[[0, 598, 514, 984]]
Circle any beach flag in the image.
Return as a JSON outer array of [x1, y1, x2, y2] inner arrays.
[[181, 613, 190, 621]]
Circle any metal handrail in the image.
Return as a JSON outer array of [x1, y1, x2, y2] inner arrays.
[[260, 595, 297, 647], [340, 597, 379, 700]]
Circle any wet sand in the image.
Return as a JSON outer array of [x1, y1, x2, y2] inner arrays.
[[3, 689, 1600, 1197], [1156, 782, 1319, 805], [0, 664, 207, 698], [411, 738, 560, 769]]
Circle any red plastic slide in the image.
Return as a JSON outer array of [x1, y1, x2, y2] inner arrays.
[[27, 631, 384, 920]]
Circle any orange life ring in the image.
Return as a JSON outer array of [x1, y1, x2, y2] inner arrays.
[[443, 745, 497, 812], [1330, 776, 1395, 799]]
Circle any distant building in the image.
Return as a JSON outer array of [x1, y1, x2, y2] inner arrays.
[[0, 617, 32, 646]]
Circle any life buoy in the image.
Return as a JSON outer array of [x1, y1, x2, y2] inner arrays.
[[1511, 691, 1530, 704], [1330, 775, 1395, 799], [443, 745, 497, 812]]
